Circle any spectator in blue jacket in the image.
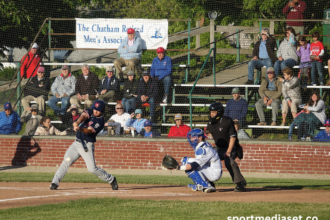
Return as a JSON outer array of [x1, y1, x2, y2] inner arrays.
[[140, 120, 161, 138], [0, 102, 22, 134], [313, 119, 330, 142], [150, 47, 172, 104], [135, 70, 159, 122], [126, 109, 147, 135], [224, 88, 248, 127], [114, 28, 142, 80], [96, 66, 119, 102]]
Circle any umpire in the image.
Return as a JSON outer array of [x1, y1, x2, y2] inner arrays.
[[207, 102, 247, 192]]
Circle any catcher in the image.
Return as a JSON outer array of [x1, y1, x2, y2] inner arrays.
[[163, 128, 222, 193]]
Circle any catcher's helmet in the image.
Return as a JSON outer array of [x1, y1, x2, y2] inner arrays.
[[91, 100, 106, 112], [187, 128, 206, 149]]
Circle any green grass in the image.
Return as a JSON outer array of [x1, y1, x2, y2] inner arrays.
[[0, 172, 330, 190], [0, 197, 329, 220]]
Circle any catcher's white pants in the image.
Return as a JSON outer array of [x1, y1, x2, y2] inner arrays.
[[187, 158, 222, 182]]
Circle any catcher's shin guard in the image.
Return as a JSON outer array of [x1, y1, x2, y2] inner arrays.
[[186, 170, 210, 191]]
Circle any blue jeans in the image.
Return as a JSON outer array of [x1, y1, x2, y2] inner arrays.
[[125, 97, 138, 113], [311, 61, 323, 84], [161, 75, 171, 96], [274, 59, 296, 76], [288, 122, 299, 139], [121, 98, 128, 112], [247, 59, 272, 81], [136, 97, 155, 117], [47, 96, 70, 115]]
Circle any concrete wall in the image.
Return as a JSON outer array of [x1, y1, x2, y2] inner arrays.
[[1, 135, 330, 176]]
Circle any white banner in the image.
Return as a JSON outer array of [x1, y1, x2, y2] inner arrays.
[[75, 18, 168, 49]]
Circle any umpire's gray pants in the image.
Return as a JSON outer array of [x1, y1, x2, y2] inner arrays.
[[255, 98, 281, 123], [52, 140, 114, 185]]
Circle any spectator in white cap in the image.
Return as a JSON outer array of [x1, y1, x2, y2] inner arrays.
[[150, 47, 172, 104], [48, 65, 76, 120], [96, 66, 119, 102], [224, 88, 248, 127], [114, 28, 142, 80], [20, 43, 41, 79], [21, 66, 50, 115], [167, 113, 191, 138], [122, 70, 138, 113], [20, 104, 42, 136], [126, 109, 147, 135]]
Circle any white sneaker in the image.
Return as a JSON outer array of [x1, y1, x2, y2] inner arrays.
[[204, 187, 216, 193], [162, 96, 167, 104]]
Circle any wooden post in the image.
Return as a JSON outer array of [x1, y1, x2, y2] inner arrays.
[[254, 21, 259, 44], [210, 19, 215, 56], [196, 20, 200, 49], [270, 21, 275, 35]]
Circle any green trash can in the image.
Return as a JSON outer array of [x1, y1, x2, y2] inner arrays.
[[322, 9, 330, 46]]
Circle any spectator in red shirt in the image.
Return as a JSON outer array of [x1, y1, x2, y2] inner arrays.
[[283, 0, 306, 36], [309, 32, 325, 86], [20, 43, 41, 79], [167, 113, 191, 138]]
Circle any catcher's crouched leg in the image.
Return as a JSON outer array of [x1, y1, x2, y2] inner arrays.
[[186, 170, 215, 193]]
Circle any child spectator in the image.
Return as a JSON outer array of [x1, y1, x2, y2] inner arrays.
[[140, 120, 161, 138], [296, 36, 311, 86], [34, 116, 67, 136], [309, 32, 324, 86], [313, 119, 330, 142], [125, 109, 147, 135]]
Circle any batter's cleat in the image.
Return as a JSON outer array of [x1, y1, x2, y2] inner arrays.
[[110, 177, 118, 190], [234, 183, 246, 192], [188, 184, 198, 191], [204, 187, 216, 193], [50, 183, 58, 190]]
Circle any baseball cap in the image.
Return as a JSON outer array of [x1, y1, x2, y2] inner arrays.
[[106, 66, 115, 72], [142, 70, 150, 76], [267, 67, 275, 74], [325, 119, 330, 126], [61, 65, 70, 71], [31, 104, 38, 110], [232, 87, 240, 94], [157, 47, 165, 53], [31, 43, 38, 49], [144, 120, 152, 127], [135, 109, 143, 114], [4, 102, 12, 110], [91, 100, 105, 112], [127, 70, 135, 76], [127, 28, 135, 34], [174, 113, 182, 120], [37, 66, 45, 73], [67, 104, 78, 112]]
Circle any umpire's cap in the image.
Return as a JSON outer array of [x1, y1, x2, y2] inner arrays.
[[91, 100, 106, 112]]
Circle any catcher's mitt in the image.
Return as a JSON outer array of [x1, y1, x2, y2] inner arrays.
[[162, 155, 179, 169]]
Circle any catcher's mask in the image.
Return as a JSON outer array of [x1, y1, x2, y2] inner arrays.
[[187, 128, 206, 149]]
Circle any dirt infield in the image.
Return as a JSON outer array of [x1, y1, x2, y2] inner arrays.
[[1, 182, 330, 209]]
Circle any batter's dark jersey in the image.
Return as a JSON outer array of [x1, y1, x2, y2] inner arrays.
[[76, 108, 105, 143], [207, 116, 240, 150]]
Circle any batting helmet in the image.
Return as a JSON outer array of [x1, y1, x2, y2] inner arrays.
[[91, 100, 106, 112], [209, 102, 224, 124]]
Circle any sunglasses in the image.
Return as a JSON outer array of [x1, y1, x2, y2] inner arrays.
[[267, 72, 275, 74], [31, 109, 37, 112], [106, 71, 113, 72], [261, 34, 267, 36], [116, 108, 123, 109], [37, 72, 44, 73], [4, 109, 11, 111]]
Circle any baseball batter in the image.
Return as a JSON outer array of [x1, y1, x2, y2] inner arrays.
[[50, 100, 118, 190], [175, 128, 222, 193]]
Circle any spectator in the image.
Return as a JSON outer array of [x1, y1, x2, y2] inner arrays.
[[64, 104, 80, 133], [0, 102, 22, 134], [114, 28, 142, 81], [20, 43, 41, 79], [245, 28, 276, 85], [150, 47, 172, 103], [34, 116, 67, 136], [234, 121, 250, 140], [104, 103, 130, 135], [326, 60, 330, 86], [283, 0, 306, 36], [288, 108, 308, 140], [224, 88, 248, 127], [21, 66, 50, 115], [296, 36, 311, 86], [313, 119, 330, 142], [140, 120, 161, 138], [136, 70, 159, 122], [167, 113, 191, 138], [122, 70, 139, 113], [125, 109, 147, 135], [255, 67, 282, 126], [96, 66, 119, 103], [309, 32, 325, 86], [274, 27, 298, 76], [279, 67, 301, 126], [20, 104, 42, 136], [70, 64, 99, 112]]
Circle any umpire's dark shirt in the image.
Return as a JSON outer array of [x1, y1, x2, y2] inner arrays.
[[207, 116, 240, 150]]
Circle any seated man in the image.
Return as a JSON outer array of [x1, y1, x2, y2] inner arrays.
[[245, 28, 276, 85], [20, 104, 42, 136], [255, 67, 282, 126], [0, 102, 22, 135], [21, 66, 50, 115], [48, 65, 76, 119], [313, 119, 330, 142], [224, 88, 248, 127], [136, 70, 159, 122], [150, 47, 172, 104], [114, 28, 142, 80], [96, 66, 119, 102], [70, 64, 99, 112], [167, 113, 191, 138], [140, 120, 161, 138], [104, 103, 130, 136], [122, 70, 139, 113]]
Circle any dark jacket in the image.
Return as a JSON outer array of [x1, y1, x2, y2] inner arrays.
[[75, 72, 99, 96], [24, 76, 51, 97], [137, 78, 159, 99], [253, 36, 276, 64], [98, 75, 119, 93], [123, 79, 139, 99]]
